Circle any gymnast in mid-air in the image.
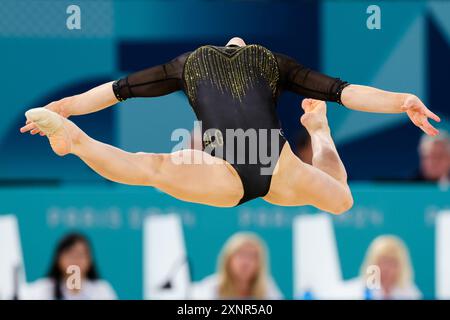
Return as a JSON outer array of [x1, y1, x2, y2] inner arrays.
[[21, 37, 440, 213]]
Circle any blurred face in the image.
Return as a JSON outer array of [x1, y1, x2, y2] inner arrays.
[[229, 242, 260, 284], [420, 141, 450, 181], [377, 255, 400, 290], [58, 241, 91, 278]]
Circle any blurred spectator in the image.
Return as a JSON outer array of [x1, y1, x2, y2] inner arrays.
[[25, 233, 117, 300], [359, 235, 422, 300], [191, 232, 282, 299], [413, 130, 450, 186]]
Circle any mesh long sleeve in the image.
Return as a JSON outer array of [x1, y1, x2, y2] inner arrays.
[[275, 53, 349, 104], [112, 52, 191, 101]]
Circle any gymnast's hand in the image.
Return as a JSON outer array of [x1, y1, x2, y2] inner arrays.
[[20, 98, 71, 136], [401, 94, 441, 136]]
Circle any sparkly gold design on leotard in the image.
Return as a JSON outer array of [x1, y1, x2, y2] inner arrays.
[[183, 44, 279, 104]]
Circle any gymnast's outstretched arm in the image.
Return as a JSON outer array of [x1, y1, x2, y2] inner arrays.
[[275, 53, 441, 136]]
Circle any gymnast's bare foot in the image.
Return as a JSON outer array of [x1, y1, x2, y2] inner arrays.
[[300, 98, 330, 133], [23, 108, 81, 156]]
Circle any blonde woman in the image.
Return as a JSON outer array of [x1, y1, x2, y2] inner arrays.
[[191, 232, 282, 300], [360, 235, 422, 300]]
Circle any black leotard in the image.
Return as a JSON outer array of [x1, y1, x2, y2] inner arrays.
[[113, 44, 349, 205]]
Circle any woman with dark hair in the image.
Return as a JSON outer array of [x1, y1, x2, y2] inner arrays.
[[25, 233, 117, 300]]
